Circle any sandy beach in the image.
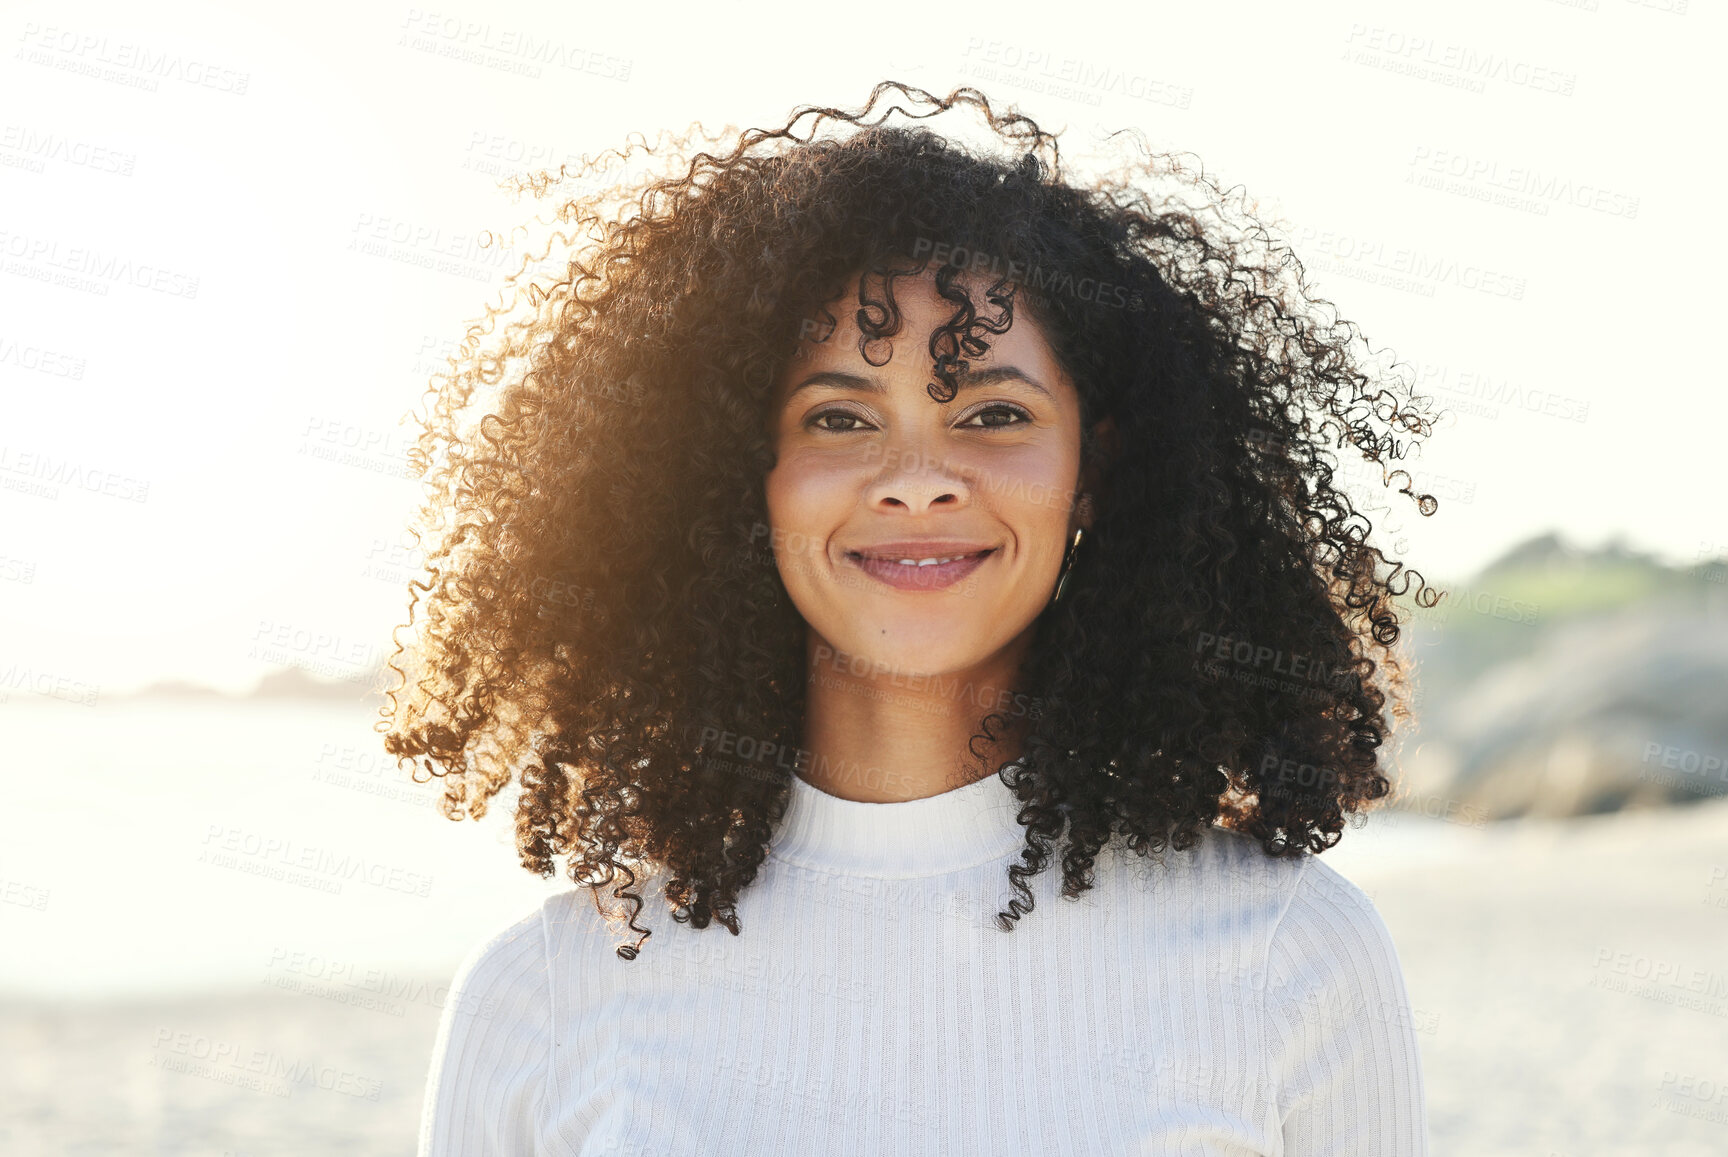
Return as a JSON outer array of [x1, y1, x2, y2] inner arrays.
[[1325, 793, 1728, 1156], [6, 789, 1726, 1155]]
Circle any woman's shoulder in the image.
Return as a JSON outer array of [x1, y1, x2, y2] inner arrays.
[[443, 893, 559, 1005], [1100, 823, 1389, 947], [1189, 829, 1395, 960], [456, 884, 638, 969], [1152, 828, 1414, 1026], [433, 887, 629, 1054]]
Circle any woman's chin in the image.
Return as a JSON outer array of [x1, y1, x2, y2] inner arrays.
[[816, 619, 1024, 685]]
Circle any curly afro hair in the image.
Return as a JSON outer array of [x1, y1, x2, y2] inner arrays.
[[379, 82, 1444, 960]]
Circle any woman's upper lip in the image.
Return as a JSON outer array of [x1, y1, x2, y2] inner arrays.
[[845, 542, 997, 560]]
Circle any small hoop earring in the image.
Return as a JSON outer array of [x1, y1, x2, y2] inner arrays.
[[1051, 525, 1085, 604]]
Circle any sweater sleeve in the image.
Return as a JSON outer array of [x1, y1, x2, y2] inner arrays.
[[1262, 857, 1429, 1156], [416, 901, 552, 1157]]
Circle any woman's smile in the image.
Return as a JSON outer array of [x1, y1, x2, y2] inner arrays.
[[842, 542, 998, 591]]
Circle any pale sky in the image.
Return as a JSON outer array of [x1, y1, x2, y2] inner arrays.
[[3, 0, 1722, 696]]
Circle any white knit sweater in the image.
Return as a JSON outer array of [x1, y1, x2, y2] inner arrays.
[[416, 768, 1429, 1155]]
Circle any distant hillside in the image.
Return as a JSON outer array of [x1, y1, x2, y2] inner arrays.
[[128, 665, 387, 704], [1388, 533, 1728, 819]]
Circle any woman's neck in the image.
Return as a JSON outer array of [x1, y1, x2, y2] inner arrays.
[[796, 631, 1034, 802]]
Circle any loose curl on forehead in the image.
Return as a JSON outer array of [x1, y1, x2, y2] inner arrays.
[[380, 81, 1444, 960]]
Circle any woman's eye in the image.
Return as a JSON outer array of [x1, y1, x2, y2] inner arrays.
[[962, 404, 1032, 429], [809, 409, 869, 432]]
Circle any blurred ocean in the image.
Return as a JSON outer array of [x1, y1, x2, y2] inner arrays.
[[0, 698, 564, 1001], [4, 698, 1727, 1155]]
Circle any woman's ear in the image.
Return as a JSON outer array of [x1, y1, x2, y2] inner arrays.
[[1091, 415, 1120, 466], [1076, 492, 1096, 531], [1077, 415, 1117, 528]]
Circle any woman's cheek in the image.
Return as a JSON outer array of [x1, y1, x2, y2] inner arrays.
[[764, 454, 848, 586]]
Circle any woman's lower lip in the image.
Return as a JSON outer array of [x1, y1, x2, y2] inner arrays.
[[846, 551, 993, 591]]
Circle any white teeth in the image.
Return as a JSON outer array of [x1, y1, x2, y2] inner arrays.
[[863, 551, 984, 567]]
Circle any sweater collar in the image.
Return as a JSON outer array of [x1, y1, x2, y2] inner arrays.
[[767, 764, 1029, 879]]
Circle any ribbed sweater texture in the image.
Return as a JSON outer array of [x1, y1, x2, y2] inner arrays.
[[417, 768, 1428, 1155]]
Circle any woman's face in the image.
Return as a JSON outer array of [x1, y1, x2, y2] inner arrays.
[[765, 269, 1093, 680]]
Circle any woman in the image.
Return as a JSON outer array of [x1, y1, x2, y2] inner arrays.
[[385, 82, 1440, 1155]]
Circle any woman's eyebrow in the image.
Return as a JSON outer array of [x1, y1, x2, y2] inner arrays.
[[784, 366, 1053, 401]]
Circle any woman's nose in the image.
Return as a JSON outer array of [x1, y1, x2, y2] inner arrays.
[[865, 443, 971, 513]]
